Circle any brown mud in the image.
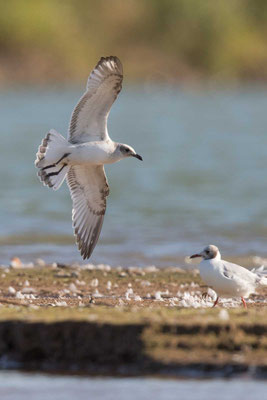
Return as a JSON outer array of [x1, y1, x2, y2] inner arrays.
[[0, 263, 266, 378]]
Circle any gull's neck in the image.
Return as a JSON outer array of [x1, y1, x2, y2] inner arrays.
[[212, 251, 222, 262]]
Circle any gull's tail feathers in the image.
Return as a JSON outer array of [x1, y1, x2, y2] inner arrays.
[[257, 275, 267, 286], [254, 266, 267, 286], [35, 129, 70, 190]]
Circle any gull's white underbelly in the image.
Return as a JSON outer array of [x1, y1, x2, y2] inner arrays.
[[67, 141, 116, 165]]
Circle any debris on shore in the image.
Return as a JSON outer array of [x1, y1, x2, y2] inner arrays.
[[0, 260, 266, 378]]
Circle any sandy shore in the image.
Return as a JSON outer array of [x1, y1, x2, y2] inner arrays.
[[0, 260, 266, 308], [0, 262, 266, 378]]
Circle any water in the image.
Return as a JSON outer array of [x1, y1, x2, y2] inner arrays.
[[1, 85, 267, 266], [0, 372, 266, 400]]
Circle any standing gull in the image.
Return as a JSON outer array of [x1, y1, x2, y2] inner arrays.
[[190, 245, 267, 308], [35, 56, 142, 259]]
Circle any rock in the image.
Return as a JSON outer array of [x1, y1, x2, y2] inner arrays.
[[96, 264, 111, 272], [10, 257, 22, 268], [69, 283, 77, 293], [219, 309, 230, 321], [154, 291, 164, 301], [90, 278, 99, 287], [55, 300, 67, 307], [56, 263, 68, 269], [21, 287, 37, 294], [125, 288, 134, 300], [144, 265, 158, 273], [93, 289, 103, 298], [8, 286, 16, 295], [141, 280, 151, 286], [76, 279, 86, 286], [54, 271, 72, 278], [71, 271, 79, 278], [15, 291, 25, 299], [35, 258, 46, 267]]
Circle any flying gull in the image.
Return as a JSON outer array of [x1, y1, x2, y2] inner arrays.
[[190, 244, 267, 308], [35, 56, 142, 259]]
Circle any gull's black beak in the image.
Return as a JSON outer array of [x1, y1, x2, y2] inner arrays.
[[133, 154, 143, 161], [190, 254, 202, 259]]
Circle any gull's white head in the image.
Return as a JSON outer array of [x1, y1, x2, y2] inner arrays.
[[190, 244, 221, 261], [117, 144, 143, 161]]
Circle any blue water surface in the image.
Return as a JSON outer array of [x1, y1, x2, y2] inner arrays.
[[1, 85, 267, 266]]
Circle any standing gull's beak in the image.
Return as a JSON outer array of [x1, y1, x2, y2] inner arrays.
[[133, 154, 143, 161], [190, 253, 202, 259]]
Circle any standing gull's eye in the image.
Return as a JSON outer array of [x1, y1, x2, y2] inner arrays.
[[125, 148, 129, 153]]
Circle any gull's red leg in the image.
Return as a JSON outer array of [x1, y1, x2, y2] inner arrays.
[[241, 297, 247, 309], [212, 296, 219, 308]]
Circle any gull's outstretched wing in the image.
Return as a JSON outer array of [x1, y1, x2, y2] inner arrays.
[[68, 56, 123, 144], [67, 165, 109, 259]]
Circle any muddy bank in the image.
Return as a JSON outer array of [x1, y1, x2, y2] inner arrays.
[[0, 263, 266, 378], [0, 262, 266, 309], [0, 317, 266, 378]]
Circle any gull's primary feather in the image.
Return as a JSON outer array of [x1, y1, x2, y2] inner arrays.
[[68, 56, 123, 143]]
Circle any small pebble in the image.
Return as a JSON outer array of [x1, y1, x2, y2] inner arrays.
[[93, 289, 103, 298], [155, 291, 163, 301], [10, 257, 22, 268], [29, 305, 39, 310], [8, 286, 16, 295], [55, 300, 67, 307], [144, 265, 158, 272], [125, 291, 131, 301], [69, 283, 77, 293], [16, 291, 25, 299], [21, 287, 36, 294], [35, 258, 46, 267], [141, 280, 151, 287], [76, 279, 86, 286], [219, 309, 230, 321], [90, 278, 99, 287]]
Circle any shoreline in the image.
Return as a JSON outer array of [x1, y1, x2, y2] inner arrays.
[[0, 319, 266, 379], [0, 263, 266, 378]]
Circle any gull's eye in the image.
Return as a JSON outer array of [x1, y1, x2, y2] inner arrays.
[[206, 250, 210, 255], [125, 148, 129, 153]]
